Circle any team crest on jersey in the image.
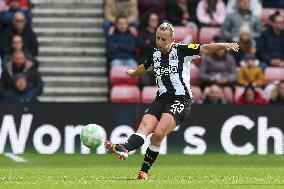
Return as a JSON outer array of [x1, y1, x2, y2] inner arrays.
[[154, 65, 178, 76], [188, 44, 200, 49], [153, 56, 161, 64], [170, 54, 178, 61]]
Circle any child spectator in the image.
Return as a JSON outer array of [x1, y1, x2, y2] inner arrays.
[[237, 53, 264, 87], [234, 23, 256, 64], [236, 84, 266, 104]]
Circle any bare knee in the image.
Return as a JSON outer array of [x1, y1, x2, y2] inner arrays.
[[151, 129, 166, 145], [137, 114, 158, 136]]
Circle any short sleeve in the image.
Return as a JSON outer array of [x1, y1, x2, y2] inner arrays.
[[142, 54, 153, 71], [178, 43, 201, 57]]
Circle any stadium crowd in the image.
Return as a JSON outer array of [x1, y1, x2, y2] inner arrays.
[[106, 0, 284, 105], [0, 0, 42, 103]]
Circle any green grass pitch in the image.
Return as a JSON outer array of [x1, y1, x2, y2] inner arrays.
[[1, 153, 284, 189]]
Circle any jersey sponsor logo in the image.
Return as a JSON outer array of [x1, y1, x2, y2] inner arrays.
[[188, 44, 200, 50], [169, 100, 185, 114], [154, 65, 178, 76]]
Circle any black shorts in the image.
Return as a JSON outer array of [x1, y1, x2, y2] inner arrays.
[[145, 93, 192, 126]]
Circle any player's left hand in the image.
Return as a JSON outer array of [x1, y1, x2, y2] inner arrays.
[[125, 69, 136, 78], [224, 43, 239, 52]]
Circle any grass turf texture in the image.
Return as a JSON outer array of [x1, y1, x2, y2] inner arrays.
[[0, 154, 284, 189]]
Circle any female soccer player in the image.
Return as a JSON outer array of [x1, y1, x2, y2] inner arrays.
[[105, 22, 239, 180]]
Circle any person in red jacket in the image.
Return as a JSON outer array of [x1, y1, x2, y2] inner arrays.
[[5, 0, 29, 9], [236, 84, 266, 104]]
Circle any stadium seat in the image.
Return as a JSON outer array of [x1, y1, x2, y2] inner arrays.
[[111, 85, 140, 103], [234, 86, 263, 102], [223, 87, 233, 103], [199, 27, 221, 44], [110, 66, 139, 85], [141, 86, 158, 104], [174, 26, 198, 43], [190, 65, 200, 86], [264, 67, 284, 84], [260, 8, 284, 25], [191, 86, 202, 100]]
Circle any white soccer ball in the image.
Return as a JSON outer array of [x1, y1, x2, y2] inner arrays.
[[80, 124, 106, 148]]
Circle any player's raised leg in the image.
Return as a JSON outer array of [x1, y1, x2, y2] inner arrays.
[[105, 114, 158, 160], [138, 113, 176, 179]]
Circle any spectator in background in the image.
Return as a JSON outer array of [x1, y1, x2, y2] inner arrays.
[[137, 12, 160, 86], [236, 84, 266, 104], [138, 0, 166, 19], [137, 12, 160, 64], [1, 12, 38, 56], [103, 0, 138, 35], [268, 81, 284, 104], [3, 35, 33, 64], [226, 0, 262, 18], [257, 11, 284, 67], [3, 74, 38, 102], [0, 0, 8, 12], [166, 0, 198, 28], [1, 50, 43, 95], [262, 1, 284, 8], [221, 0, 261, 42], [203, 84, 227, 104], [0, 0, 31, 28], [107, 16, 137, 68], [5, 0, 30, 9], [197, 0, 226, 27], [237, 53, 264, 87], [234, 23, 256, 64], [199, 37, 236, 89], [0, 56, 2, 77]]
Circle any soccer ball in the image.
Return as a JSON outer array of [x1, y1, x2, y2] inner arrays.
[[80, 124, 106, 148]]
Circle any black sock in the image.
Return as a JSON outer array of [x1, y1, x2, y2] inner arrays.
[[123, 133, 145, 152], [140, 147, 159, 173]]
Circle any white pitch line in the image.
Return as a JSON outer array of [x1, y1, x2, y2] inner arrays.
[[4, 153, 27, 163]]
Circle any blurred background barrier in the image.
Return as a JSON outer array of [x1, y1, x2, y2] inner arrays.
[[0, 103, 283, 155]]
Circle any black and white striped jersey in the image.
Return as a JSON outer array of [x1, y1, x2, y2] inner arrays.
[[143, 43, 200, 98]]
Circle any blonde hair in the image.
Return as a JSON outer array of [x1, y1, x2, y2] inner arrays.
[[158, 22, 174, 37]]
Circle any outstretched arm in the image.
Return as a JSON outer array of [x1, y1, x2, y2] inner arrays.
[[126, 64, 148, 78], [200, 43, 239, 55]]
